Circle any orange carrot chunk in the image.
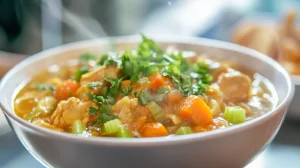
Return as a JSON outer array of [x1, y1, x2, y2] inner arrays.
[[179, 95, 213, 125], [56, 80, 80, 100], [148, 72, 168, 91], [142, 122, 169, 137]]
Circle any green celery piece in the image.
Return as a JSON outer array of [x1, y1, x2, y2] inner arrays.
[[104, 119, 122, 134], [224, 106, 246, 124], [72, 120, 86, 134], [116, 127, 133, 138], [176, 126, 193, 135], [147, 101, 164, 122]]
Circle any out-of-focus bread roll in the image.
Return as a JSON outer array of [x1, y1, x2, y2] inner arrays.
[[232, 9, 300, 75]]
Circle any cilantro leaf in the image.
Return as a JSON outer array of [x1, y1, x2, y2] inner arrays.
[[105, 76, 123, 97], [100, 104, 112, 113], [121, 85, 132, 96], [105, 56, 118, 67], [138, 90, 153, 105], [121, 52, 139, 81], [89, 106, 99, 115], [89, 94, 105, 104], [93, 104, 117, 126], [31, 84, 56, 91], [97, 54, 109, 65], [155, 86, 170, 102], [94, 112, 117, 126], [138, 34, 163, 57], [73, 66, 89, 82], [87, 81, 103, 90]]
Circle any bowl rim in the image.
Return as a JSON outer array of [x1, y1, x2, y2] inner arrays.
[[0, 35, 295, 147]]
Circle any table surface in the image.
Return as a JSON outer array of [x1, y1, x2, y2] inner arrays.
[[0, 118, 300, 168]]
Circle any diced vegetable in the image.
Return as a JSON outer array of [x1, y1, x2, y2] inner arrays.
[[138, 90, 153, 105], [116, 127, 133, 138], [104, 119, 122, 134], [176, 126, 193, 135], [72, 120, 86, 134], [142, 123, 169, 137], [26, 96, 57, 121], [224, 106, 246, 124], [179, 96, 213, 125], [36, 96, 57, 114], [146, 101, 164, 122], [165, 114, 182, 125], [148, 72, 168, 91], [56, 80, 80, 100]]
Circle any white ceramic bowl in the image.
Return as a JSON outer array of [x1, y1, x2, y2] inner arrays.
[[0, 36, 294, 168], [288, 76, 300, 120]]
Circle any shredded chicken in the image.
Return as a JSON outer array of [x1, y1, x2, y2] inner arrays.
[[50, 97, 94, 129], [112, 97, 139, 124]]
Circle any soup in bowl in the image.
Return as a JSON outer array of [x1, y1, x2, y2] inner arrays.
[[0, 36, 294, 168]]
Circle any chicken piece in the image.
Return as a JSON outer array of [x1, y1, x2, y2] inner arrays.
[[112, 97, 139, 124], [210, 64, 230, 82], [218, 71, 252, 102], [50, 97, 94, 129], [80, 66, 121, 86], [76, 66, 121, 100], [76, 85, 94, 101]]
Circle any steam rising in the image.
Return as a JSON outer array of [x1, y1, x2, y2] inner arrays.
[[41, 0, 107, 40]]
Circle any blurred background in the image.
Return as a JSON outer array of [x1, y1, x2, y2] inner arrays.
[[0, 0, 299, 54], [1, 0, 300, 167]]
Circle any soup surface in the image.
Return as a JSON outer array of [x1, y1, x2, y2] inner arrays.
[[14, 35, 278, 138]]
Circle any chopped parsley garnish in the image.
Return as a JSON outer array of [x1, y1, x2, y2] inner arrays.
[[31, 84, 56, 91], [94, 112, 117, 126], [100, 104, 112, 114], [87, 81, 103, 89], [105, 56, 118, 67], [89, 94, 105, 104], [79, 53, 96, 63], [104, 76, 123, 97], [138, 90, 153, 105], [97, 54, 109, 65], [155, 86, 170, 102], [88, 106, 99, 115], [121, 85, 132, 96], [93, 104, 117, 126], [82, 34, 212, 107], [73, 65, 89, 82]]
